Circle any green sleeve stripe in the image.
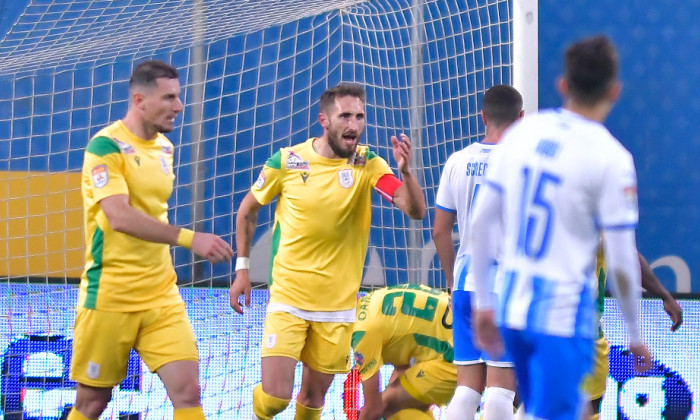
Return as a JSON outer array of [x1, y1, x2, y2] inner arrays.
[[269, 221, 281, 287], [86, 136, 120, 157], [413, 333, 454, 363], [351, 331, 366, 349], [266, 150, 282, 169]]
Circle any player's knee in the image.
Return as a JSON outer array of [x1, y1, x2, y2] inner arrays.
[[253, 384, 291, 420], [482, 386, 516, 419], [447, 385, 482, 420]]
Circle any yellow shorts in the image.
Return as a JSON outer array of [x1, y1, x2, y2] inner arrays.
[[400, 358, 458, 406], [70, 302, 198, 387], [581, 337, 610, 400], [262, 311, 352, 374]]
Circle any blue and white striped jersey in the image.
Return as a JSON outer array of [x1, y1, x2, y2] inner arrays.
[[483, 108, 639, 338], [435, 141, 499, 291]]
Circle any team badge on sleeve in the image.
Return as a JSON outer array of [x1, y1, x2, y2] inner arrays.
[[254, 170, 267, 189], [338, 169, 354, 188], [91, 165, 109, 188]]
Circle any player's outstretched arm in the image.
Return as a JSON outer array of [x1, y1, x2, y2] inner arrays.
[[359, 373, 383, 420], [230, 191, 263, 314], [99, 194, 233, 263], [391, 134, 426, 220], [639, 252, 683, 331]]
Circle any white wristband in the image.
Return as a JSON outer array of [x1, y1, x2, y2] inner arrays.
[[235, 257, 250, 271]]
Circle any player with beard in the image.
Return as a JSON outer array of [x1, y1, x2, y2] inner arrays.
[[68, 60, 233, 420], [230, 82, 426, 420]]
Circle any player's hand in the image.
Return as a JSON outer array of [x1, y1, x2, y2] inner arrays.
[[391, 133, 412, 175], [473, 309, 504, 359], [191, 232, 234, 263], [629, 342, 652, 372], [229, 269, 252, 314], [662, 298, 683, 331]]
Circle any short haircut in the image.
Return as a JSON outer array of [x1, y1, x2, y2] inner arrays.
[[482, 84, 523, 127], [564, 35, 618, 105], [129, 60, 179, 90], [319, 83, 366, 113]]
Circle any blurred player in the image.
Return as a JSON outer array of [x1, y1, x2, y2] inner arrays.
[[432, 85, 523, 420], [470, 35, 652, 420], [353, 284, 456, 420], [229, 83, 426, 420], [68, 60, 233, 420], [584, 250, 683, 419]]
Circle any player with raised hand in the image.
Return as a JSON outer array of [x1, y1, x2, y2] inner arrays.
[[469, 35, 652, 420], [230, 83, 426, 420]]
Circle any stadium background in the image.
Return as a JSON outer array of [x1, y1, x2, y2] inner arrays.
[[0, 0, 698, 419]]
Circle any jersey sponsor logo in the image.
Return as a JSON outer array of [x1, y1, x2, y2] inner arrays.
[[91, 165, 109, 188], [358, 359, 376, 375], [87, 361, 100, 379], [112, 138, 136, 155], [286, 151, 310, 170], [339, 169, 354, 188], [266, 334, 277, 349], [157, 138, 174, 155], [160, 155, 170, 175], [254, 170, 267, 189], [624, 185, 637, 209]]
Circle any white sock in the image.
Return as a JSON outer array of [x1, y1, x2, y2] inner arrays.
[[482, 386, 516, 420], [446, 385, 482, 420]]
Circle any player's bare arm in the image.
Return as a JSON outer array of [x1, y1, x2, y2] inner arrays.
[[433, 208, 457, 289], [358, 373, 383, 420], [639, 252, 683, 331], [99, 194, 233, 263], [230, 191, 263, 314], [391, 134, 426, 220]]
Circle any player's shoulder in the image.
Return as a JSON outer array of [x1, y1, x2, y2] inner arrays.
[[266, 139, 310, 170], [86, 125, 120, 157]]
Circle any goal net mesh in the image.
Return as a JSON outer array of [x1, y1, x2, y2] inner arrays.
[[0, 0, 512, 418]]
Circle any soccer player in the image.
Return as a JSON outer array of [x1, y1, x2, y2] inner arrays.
[[469, 35, 652, 420], [352, 284, 456, 420], [229, 83, 426, 420], [432, 85, 523, 420], [584, 250, 683, 419], [68, 60, 234, 420]]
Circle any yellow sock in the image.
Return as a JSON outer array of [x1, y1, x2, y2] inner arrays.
[[174, 406, 205, 420], [590, 414, 600, 420], [253, 384, 291, 420], [67, 408, 92, 420], [387, 408, 434, 420], [294, 401, 323, 420]]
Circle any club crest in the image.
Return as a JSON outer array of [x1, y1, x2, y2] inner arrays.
[[338, 169, 354, 188]]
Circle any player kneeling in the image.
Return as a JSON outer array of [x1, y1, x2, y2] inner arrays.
[[352, 284, 456, 420]]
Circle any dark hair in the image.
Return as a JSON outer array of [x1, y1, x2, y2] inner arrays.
[[319, 83, 366, 112], [129, 60, 179, 90], [564, 35, 618, 105], [482, 85, 523, 127]]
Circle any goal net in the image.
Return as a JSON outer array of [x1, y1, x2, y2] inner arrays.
[[0, 0, 514, 418]]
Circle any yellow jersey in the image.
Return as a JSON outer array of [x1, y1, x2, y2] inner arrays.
[[79, 120, 182, 311], [252, 138, 393, 313], [352, 284, 453, 380]]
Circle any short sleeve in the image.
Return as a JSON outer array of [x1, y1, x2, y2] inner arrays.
[[83, 136, 129, 202], [435, 155, 457, 212], [351, 298, 385, 381], [364, 148, 393, 188], [251, 150, 284, 205], [597, 151, 639, 230]]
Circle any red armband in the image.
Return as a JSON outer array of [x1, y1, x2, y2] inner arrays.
[[375, 173, 403, 203]]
